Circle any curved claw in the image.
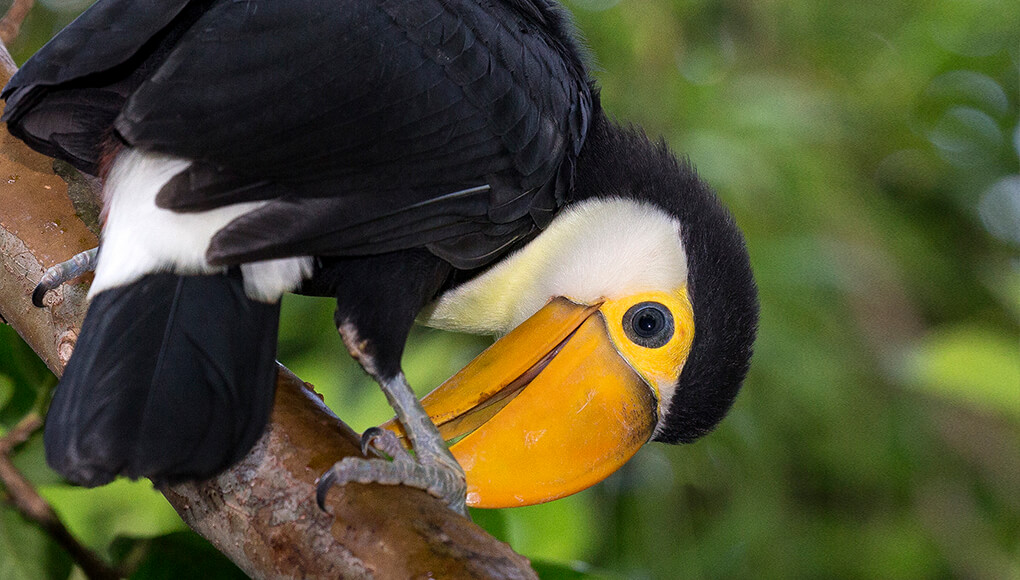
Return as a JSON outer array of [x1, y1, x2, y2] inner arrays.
[[31, 283, 50, 308], [315, 456, 468, 517], [317, 428, 415, 512], [360, 426, 409, 461], [315, 468, 338, 512], [317, 373, 468, 517], [360, 426, 385, 456], [32, 247, 98, 307]]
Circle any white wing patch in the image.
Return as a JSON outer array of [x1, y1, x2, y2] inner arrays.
[[90, 149, 311, 301], [241, 257, 314, 302]]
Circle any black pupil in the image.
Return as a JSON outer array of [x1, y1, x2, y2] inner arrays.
[[622, 301, 674, 348], [634, 309, 663, 337]]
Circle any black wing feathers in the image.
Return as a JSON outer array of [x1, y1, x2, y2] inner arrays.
[[1, 0, 207, 173], [124, 0, 590, 268], [3, 0, 592, 269], [44, 273, 279, 486]]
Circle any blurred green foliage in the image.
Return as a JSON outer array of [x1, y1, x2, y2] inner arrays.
[[1, 0, 1018, 578]]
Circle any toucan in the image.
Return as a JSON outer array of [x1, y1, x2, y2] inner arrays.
[[2, 0, 758, 514]]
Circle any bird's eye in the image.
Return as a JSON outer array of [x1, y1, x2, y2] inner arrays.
[[622, 302, 675, 348]]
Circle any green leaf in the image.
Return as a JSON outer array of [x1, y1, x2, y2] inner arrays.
[[111, 531, 246, 580], [40, 479, 186, 551], [0, 374, 13, 413], [530, 560, 594, 580], [9, 429, 64, 487], [495, 490, 597, 563], [0, 326, 56, 426], [906, 325, 1020, 418], [0, 508, 73, 580], [531, 560, 623, 580], [468, 506, 509, 542]]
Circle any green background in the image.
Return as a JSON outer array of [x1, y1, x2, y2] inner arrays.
[[1, 0, 1017, 578]]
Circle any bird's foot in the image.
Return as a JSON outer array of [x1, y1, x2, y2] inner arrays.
[[316, 427, 468, 517], [33, 247, 98, 306]]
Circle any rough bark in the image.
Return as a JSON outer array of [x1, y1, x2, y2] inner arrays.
[[0, 42, 535, 579]]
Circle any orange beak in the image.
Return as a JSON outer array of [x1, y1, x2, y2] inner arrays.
[[382, 297, 658, 508]]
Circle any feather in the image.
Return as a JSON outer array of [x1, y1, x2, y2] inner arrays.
[[44, 273, 280, 486], [0, 0, 207, 173], [3, 0, 593, 271]]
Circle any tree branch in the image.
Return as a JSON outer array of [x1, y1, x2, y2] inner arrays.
[[0, 42, 535, 579], [0, 0, 34, 46], [0, 415, 120, 580]]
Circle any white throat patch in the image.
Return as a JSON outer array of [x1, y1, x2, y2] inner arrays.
[[419, 197, 688, 335]]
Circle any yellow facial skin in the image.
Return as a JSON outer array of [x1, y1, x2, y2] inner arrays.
[[384, 287, 695, 508], [598, 288, 695, 413]]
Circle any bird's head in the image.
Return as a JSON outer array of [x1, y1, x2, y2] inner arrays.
[[385, 122, 759, 508]]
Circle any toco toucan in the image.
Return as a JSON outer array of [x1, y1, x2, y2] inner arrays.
[[1, 0, 758, 513]]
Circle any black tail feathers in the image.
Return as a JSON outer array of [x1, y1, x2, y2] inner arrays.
[[45, 272, 280, 487]]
